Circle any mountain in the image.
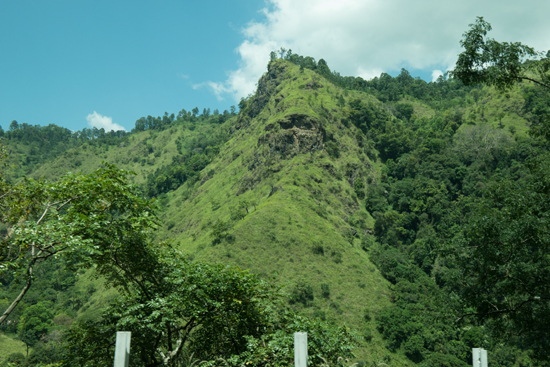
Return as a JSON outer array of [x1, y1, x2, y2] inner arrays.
[[2, 54, 547, 366]]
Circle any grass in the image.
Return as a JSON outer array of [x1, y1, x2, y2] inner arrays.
[[0, 332, 27, 359]]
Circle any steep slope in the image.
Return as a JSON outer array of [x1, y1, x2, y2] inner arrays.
[[156, 60, 402, 361]]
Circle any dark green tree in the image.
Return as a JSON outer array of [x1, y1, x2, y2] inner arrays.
[[395, 103, 414, 121], [449, 17, 550, 362], [62, 246, 357, 366], [17, 302, 53, 354], [448, 155, 550, 361]]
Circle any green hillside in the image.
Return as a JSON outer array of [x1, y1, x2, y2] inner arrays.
[[2, 53, 549, 366], [158, 60, 396, 361]]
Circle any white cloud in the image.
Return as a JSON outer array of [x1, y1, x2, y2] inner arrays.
[[357, 67, 385, 82], [86, 111, 126, 132], [192, 81, 229, 101], [208, 0, 550, 101], [431, 70, 444, 82]]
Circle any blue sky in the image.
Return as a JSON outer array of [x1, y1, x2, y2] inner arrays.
[[1, 0, 549, 132], [0, 0, 264, 132]]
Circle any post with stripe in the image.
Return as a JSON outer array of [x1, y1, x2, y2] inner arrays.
[[472, 348, 488, 367], [294, 332, 308, 367], [114, 331, 132, 367]]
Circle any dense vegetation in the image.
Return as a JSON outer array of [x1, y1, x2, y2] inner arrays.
[[1, 18, 549, 367]]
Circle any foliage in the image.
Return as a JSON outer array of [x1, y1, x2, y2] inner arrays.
[[447, 154, 550, 361], [272, 50, 476, 107], [2, 122, 129, 181], [362, 78, 543, 364], [145, 117, 232, 198], [210, 219, 233, 244], [452, 17, 550, 92], [17, 301, 53, 348], [207, 312, 357, 367], [7, 42, 550, 366], [0, 162, 158, 325], [62, 246, 357, 366], [447, 17, 550, 364], [288, 282, 315, 308]]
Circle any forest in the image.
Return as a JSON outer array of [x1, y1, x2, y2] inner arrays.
[[1, 17, 549, 367]]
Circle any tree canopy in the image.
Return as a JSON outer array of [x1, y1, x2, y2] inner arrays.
[[0, 161, 158, 325], [452, 16, 550, 92], [448, 17, 550, 362], [62, 246, 357, 366]]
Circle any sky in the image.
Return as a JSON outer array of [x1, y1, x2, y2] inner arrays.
[[1, 0, 549, 133]]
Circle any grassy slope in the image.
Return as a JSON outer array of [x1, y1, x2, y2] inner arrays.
[[0, 332, 27, 359], [30, 126, 182, 183]]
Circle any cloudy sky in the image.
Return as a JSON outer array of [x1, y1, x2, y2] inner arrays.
[[1, 0, 549, 132]]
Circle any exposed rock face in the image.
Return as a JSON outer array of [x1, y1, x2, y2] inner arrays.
[[261, 114, 325, 158]]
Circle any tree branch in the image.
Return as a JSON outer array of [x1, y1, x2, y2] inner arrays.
[[0, 265, 33, 324], [36, 204, 50, 226], [517, 76, 550, 90], [455, 297, 536, 323]]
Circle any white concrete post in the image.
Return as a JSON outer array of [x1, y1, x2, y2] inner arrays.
[[481, 348, 488, 367], [294, 332, 308, 367], [472, 348, 488, 367], [114, 331, 131, 367]]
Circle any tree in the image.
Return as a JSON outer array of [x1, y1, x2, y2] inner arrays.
[[448, 155, 550, 361], [0, 162, 158, 325], [17, 301, 53, 355], [448, 17, 550, 362], [9, 120, 19, 131], [452, 17, 549, 92], [395, 103, 414, 121], [62, 246, 357, 366]]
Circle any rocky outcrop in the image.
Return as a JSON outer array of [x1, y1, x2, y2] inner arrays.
[[260, 114, 325, 158]]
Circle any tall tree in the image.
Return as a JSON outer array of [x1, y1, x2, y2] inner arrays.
[[17, 302, 53, 355], [452, 17, 549, 92], [449, 17, 550, 362], [0, 161, 158, 325]]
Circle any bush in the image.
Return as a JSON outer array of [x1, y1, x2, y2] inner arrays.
[[312, 244, 325, 255], [325, 141, 340, 158], [321, 283, 330, 299], [289, 282, 315, 307], [1, 353, 25, 367]]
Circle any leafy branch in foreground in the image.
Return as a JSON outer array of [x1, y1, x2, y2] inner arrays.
[[452, 16, 550, 92], [0, 162, 158, 325]]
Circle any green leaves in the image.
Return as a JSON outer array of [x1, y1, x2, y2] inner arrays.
[[17, 302, 54, 348], [449, 154, 550, 361], [0, 162, 158, 324], [62, 243, 357, 367], [452, 17, 548, 92]]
